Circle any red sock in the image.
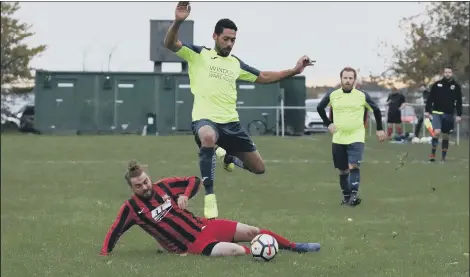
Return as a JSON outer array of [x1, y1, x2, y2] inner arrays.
[[396, 126, 402, 134], [387, 127, 393, 137], [242, 245, 250, 255], [260, 229, 296, 249]]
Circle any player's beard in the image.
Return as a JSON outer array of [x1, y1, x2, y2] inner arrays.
[[140, 189, 153, 200], [215, 44, 231, 57], [341, 82, 354, 91]]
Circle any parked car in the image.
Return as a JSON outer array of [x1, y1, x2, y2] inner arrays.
[[18, 104, 39, 133], [1, 103, 39, 134], [304, 99, 328, 134]]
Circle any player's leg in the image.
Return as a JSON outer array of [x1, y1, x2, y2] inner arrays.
[[214, 146, 235, 172], [232, 222, 321, 253], [386, 112, 394, 137], [440, 114, 455, 162], [395, 111, 403, 135], [192, 119, 219, 218], [234, 151, 265, 174], [414, 114, 424, 137], [346, 142, 365, 206], [430, 115, 442, 162], [224, 122, 265, 174], [332, 143, 350, 204]]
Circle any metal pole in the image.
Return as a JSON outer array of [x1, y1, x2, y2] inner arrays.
[[422, 109, 426, 138], [275, 107, 279, 136], [281, 98, 285, 137], [457, 122, 460, 145]]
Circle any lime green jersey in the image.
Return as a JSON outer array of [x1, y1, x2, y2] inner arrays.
[[175, 43, 260, 123], [317, 88, 382, 144]]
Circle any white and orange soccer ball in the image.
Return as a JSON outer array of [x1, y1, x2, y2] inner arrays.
[[250, 234, 279, 262]]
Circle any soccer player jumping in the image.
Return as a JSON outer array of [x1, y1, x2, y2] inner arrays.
[[425, 66, 462, 162], [100, 160, 321, 257], [164, 1, 314, 218], [317, 67, 386, 206]]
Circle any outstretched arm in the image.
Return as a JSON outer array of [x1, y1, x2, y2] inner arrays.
[[256, 56, 314, 84], [236, 56, 314, 84], [163, 1, 191, 52], [100, 203, 136, 256]]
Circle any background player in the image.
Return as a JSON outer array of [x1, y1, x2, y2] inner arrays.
[[425, 66, 463, 162], [317, 67, 386, 206], [100, 160, 321, 257], [386, 87, 406, 137], [163, 1, 314, 218]]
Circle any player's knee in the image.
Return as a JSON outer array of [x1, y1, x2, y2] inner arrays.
[[434, 129, 441, 136], [211, 243, 246, 256], [245, 226, 260, 239], [230, 245, 248, 256], [249, 160, 265, 174], [198, 129, 217, 147], [442, 133, 450, 140], [252, 166, 265, 175], [349, 164, 360, 170]]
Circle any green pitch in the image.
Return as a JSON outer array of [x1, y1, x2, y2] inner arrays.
[[1, 134, 468, 277]]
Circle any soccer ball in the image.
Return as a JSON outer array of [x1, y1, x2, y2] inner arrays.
[[411, 137, 420, 144], [250, 234, 279, 262]]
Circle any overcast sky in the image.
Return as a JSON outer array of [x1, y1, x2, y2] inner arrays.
[[17, 1, 426, 86]]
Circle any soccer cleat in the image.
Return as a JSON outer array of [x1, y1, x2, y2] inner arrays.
[[348, 195, 362, 207], [215, 147, 234, 172], [204, 194, 218, 219], [429, 154, 436, 162], [292, 243, 321, 253]]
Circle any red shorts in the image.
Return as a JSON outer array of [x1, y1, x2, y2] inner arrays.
[[187, 219, 238, 255]]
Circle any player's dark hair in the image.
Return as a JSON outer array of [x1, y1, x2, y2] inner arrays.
[[214, 18, 237, 35], [340, 67, 357, 79], [443, 65, 453, 71], [124, 159, 143, 186]]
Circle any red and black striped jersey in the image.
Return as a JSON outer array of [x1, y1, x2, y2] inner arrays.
[[100, 176, 207, 255]]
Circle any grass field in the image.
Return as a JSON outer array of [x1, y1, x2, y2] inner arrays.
[[1, 134, 469, 277]]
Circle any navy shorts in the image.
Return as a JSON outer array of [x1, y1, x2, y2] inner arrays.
[[191, 119, 257, 154], [431, 114, 454, 133], [332, 142, 364, 171]]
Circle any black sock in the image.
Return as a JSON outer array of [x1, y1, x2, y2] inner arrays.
[[340, 173, 350, 200], [199, 147, 216, 195], [224, 154, 245, 169], [442, 140, 449, 160], [431, 137, 438, 156], [349, 168, 360, 194]]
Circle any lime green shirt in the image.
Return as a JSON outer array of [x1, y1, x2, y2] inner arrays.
[[317, 88, 381, 144], [175, 43, 260, 123]]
